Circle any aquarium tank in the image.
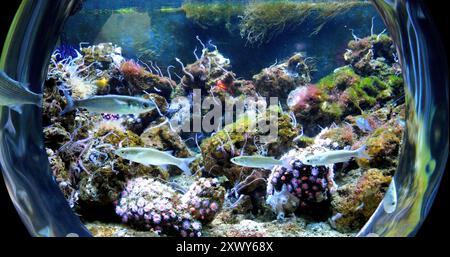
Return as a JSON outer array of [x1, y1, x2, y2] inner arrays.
[[0, 0, 448, 237]]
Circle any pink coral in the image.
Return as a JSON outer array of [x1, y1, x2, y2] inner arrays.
[[287, 84, 322, 112]]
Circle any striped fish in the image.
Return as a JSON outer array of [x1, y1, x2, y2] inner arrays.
[[0, 71, 41, 106]]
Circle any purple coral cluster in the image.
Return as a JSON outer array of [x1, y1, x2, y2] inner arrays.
[[116, 177, 225, 237], [101, 113, 120, 121], [179, 177, 225, 224], [115, 177, 202, 237], [267, 159, 334, 214]]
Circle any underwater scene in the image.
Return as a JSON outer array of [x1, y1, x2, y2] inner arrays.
[[43, 0, 405, 237]]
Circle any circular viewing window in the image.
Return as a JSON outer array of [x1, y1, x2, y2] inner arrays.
[[0, 0, 448, 237]]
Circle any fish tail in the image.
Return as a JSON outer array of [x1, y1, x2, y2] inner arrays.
[[4, 109, 16, 135], [29, 91, 43, 107], [60, 89, 75, 115], [357, 144, 371, 160], [178, 156, 197, 176]]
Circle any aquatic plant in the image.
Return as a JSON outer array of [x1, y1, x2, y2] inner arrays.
[[181, 1, 244, 30], [239, 0, 363, 46], [114, 7, 138, 15]]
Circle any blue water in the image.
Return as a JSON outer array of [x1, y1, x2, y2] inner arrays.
[[61, 0, 384, 80]]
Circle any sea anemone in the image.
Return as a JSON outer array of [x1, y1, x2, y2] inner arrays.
[[119, 60, 145, 78]]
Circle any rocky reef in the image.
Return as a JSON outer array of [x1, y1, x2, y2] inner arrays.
[[200, 107, 298, 185], [43, 29, 405, 237], [253, 53, 313, 103], [330, 168, 391, 232]]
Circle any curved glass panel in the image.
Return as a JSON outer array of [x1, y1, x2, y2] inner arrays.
[[0, 0, 447, 237]]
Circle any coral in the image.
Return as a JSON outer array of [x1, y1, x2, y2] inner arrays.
[[118, 60, 175, 98], [356, 120, 404, 170], [287, 84, 324, 115], [318, 124, 356, 149], [267, 149, 334, 219], [48, 44, 115, 100], [140, 121, 192, 158], [44, 123, 71, 150], [179, 177, 226, 224], [229, 170, 268, 214], [115, 177, 197, 236], [47, 148, 77, 207], [115, 177, 225, 237], [200, 107, 298, 185], [234, 79, 258, 97], [344, 34, 398, 78], [175, 47, 231, 95], [120, 60, 146, 78], [291, 62, 403, 135], [254, 53, 313, 102], [330, 168, 391, 232], [69, 120, 168, 213], [81, 42, 124, 65]]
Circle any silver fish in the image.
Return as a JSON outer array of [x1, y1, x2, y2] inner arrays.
[[356, 116, 373, 132], [0, 71, 42, 106], [114, 147, 196, 175], [383, 178, 397, 213], [231, 155, 283, 170], [61, 90, 156, 115], [303, 145, 370, 166]]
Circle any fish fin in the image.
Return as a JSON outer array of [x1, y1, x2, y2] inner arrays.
[[9, 104, 23, 115], [164, 150, 174, 155], [113, 99, 128, 105], [160, 164, 169, 171], [60, 89, 75, 115], [178, 156, 197, 176], [34, 93, 43, 107], [4, 109, 16, 134], [0, 71, 42, 106], [356, 144, 371, 160]]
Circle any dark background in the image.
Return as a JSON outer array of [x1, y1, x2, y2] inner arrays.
[[0, 0, 448, 240]]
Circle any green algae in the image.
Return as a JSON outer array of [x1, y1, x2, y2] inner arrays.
[[182, 2, 245, 29], [239, 0, 364, 45]]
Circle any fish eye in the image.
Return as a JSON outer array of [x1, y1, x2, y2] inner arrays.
[[143, 102, 149, 108]]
